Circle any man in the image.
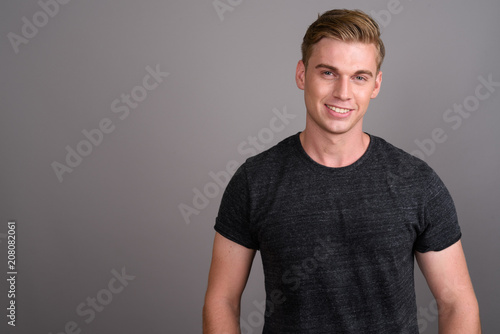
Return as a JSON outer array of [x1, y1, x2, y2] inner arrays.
[[203, 9, 480, 333]]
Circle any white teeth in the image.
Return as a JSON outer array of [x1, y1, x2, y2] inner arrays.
[[326, 105, 350, 114]]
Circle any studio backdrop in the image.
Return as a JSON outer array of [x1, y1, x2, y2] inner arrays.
[[1, 0, 499, 333]]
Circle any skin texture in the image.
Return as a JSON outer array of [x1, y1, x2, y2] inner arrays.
[[416, 241, 481, 333], [203, 37, 480, 333], [203, 232, 256, 334]]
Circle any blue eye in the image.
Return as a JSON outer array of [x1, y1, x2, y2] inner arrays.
[[355, 76, 367, 81]]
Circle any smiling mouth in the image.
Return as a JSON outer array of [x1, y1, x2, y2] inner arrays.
[[325, 104, 351, 114]]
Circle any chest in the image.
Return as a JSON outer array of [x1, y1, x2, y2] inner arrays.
[[251, 173, 421, 265]]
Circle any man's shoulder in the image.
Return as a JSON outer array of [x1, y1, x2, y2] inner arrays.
[[372, 134, 426, 164], [243, 132, 299, 169], [370, 134, 438, 183]]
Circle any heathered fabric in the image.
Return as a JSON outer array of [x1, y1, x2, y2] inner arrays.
[[215, 132, 461, 333]]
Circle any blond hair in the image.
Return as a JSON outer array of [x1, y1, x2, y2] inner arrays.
[[301, 9, 385, 72]]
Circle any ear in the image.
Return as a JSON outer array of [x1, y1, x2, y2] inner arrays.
[[370, 70, 383, 99], [295, 60, 306, 91]]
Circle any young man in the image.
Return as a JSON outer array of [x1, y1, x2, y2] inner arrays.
[[203, 9, 480, 333]]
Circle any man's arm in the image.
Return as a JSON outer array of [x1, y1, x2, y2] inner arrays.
[[415, 240, 481, 333], [203, 232, 256, 334]]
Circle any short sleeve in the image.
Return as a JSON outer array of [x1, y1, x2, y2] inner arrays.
[[414, 172, 462, 253], [214, 164, 259, 250]]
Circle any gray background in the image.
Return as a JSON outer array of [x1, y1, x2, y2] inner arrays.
[[0, 0, 498, 333]]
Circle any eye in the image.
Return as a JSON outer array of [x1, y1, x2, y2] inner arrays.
[[355, 75, 367, 81], [323, 71, 333, 76]]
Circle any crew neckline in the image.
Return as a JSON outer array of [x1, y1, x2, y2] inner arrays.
[[292, 131, 375, 174]]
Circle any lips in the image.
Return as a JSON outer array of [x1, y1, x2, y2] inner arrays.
[[325, 104, 351, 114]]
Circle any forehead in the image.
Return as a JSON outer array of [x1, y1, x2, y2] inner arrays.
[[309, 38, 378, 71]]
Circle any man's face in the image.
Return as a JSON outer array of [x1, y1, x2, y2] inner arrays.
[[296, 38, 382, 137]]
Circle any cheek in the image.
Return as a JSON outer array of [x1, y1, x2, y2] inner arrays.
[[306, 80, 331, 101], [354, 87, 375, 103], [304, 84, 320, 103]]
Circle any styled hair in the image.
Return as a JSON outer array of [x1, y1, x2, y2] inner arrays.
[[301, 9, 385, 72]]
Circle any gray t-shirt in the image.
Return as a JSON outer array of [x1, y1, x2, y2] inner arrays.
[[215, 132, 461, 333]]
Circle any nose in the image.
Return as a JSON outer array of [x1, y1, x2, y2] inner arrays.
[[333, 76, 351, 101]]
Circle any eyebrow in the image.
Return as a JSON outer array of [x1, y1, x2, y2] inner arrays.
[[315, 63, 374, 78]]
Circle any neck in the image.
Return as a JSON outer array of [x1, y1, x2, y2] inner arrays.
[[299, 128, 370, 168]]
